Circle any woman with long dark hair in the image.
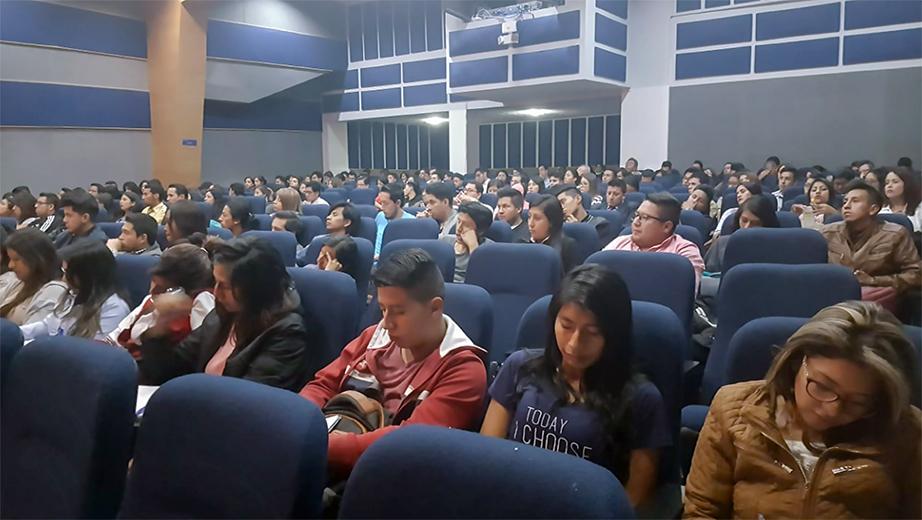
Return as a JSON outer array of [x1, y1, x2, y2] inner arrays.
[[0, 228, 67, 326], [704, 195, 780, 273], [522, 195, 580, 273], [219, 197, 254, 238], [9, 191, 38, 228], [163, 200, 208, 245], [881, 166, 922, 233], [116, 191, 145, 222], [20, 239, 130, 341], [137, 236, 309, 391], [204, 186, 228, 224], [481, 265, 670, 508]]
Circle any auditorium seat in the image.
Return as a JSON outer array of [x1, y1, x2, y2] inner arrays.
[[587, 209, 625, 236], [206, 227, 233, 239], [485, 220, 512, 243], [380, 239, 455, 283], [299, 215, 326, 245], [301, 204, 329, 219], [94, 207, 108, 223], [639, 182, 663, 195], [194, 201, 213, 218], [673, 192, 690, 204], [322, 189, 347, 206], [300, 237, 374, 303], [115, 254, 159, 307], [356, 205, 378, 219], [355, 216, 377, 244], [349, 188, 378, 206], [1, 336, 137, 519], [676, 224, 704, 253], [381, 218, 439, 249], [465, 243, 561, 365], [562, 222, 600, 265], [253, 214, 273, 231], [288, 267, 359, 376], [156, 225, 169, 250], [721, 191, 738, 213], [586, 250, 696, 348], [0, 217, 17, 230], [723, 228, 827, 273], [242, 230, 298, 267], [0, 318, 24, 392], [825, 213, 915, 235], [480, 193, 498, 209], [118, 374, 327, 519], [339, 425, 634, 520], [244, 195, 266, 214], [97, 222, 123, 239], [776, 211, 801, 228], [782, 185, 804, 205], [625, 192, 645, 207], [680, 210, 712, 241]]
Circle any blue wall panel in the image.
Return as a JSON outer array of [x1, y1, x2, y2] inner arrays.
[[449, 25, 503, 56], [397, 124, 408, 169], [538, 120, 553, 168], [419, 126, 430, 169], [587, 117, 604, 166], [843, 28, 922, 64], [378, 1, 395, 58], [508, 122, 522, 169], [0, 1, 147, 58], [845, 0, 922, 30], [479, 125, 492, 169], [410, 3, 427, 53], [409, 125, 420, 169], [344, 69, 359, 89], [207, 20, 346, 70], [676, 15, 752, 50], [359, 121, 372, 169], [675, 46, 751, 79], [756, 3, 840, 41], [755, 37, 839, 73], [322, 92, 360, 113], [677, 0, 701, 13], [512, 46, 580, 81], [348, 4, 364, 62], [735, 0, 760, 3], [594, 48, 627, 82], [403, 58, 447, 83], [393, 0, 411, 56], [595, 15, 628, 51], [372, 122, 384, 169], [570, 118, 586, 167], [202, 97, 322, 131], [361, 88, 402, 110], [347, 121, 360, 168], [430, 124, 449, 170], [604, 115, 620, 166], [705, 0, 731, 7], [403, 83, 447, 106], [362, 3, 379, 60], [385, 123, 397, 169], [425, 1, 444, 51], [0, 82, 150, 128], [450, 56, 508, 87], [597, 0, 628, 19], [522, 121, 537, 168], [361, 64, 402, 87], [493, 124, 507, 169], [554, 119, 569, 167], [515, 10, 581, 47]]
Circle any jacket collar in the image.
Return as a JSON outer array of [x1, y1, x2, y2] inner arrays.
[[366, 314, 486, 358]]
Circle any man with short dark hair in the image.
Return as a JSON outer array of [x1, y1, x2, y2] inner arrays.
[[820, 180, 920, 312], [271, 210, 305, 246], [304, 181, 329, 206], [440, 201, 494, 283], [772, 167, 797, 210], [599, 179, 637, 221], [857, 160, 874, 177], [556, 185, 612, 244], [420, 182, 458, 238], [833, 170, 857, 195], [299, 248, 487, 478], [356, 175, 370, 189], [167, 184, 190, 205], [604, 193, 704, 293], [54, 191, 107, 249], [600, 169, 615, 184], [547, 169, 563, 187], [108, 213, 161, 256], [686, 169, 708, 193], [538, 165, 549, 187], [374, 183, 414, 257], [30, 192, 64, 239], [451, 173, 464, 192], [496, 188, 529, 243], [275, 175, 286, 188], [141, 184, 167, 224], [474, 168, 488, 186]]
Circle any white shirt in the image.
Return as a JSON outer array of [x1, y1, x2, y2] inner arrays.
[[879, 205, 922, 232], [305, 197, 329, 206], [21, 292, 130, 342], [108, 292, 215, 346]]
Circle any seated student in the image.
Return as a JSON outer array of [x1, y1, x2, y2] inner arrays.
[[820, 181, 920, 313], [556, 185, 612, 244], [404, 180, 424, 208], [684, 169, 707, 194], [219, 197, 254, 238], [29, 192, 64, 240], [440, 201, 494, 283], [299, 249, 487, 478], [682, 185, 716, 221], [166, 183, 190, 205], [273, 187, 302, 213], [107, 213, 162, 257], [770, 165, 798, 211], [791, 177, 840, 224], [483, 265, 671, 509], [579, 172, 604, 207], [163, 200, 208, 245], [54, 190, 108, 249], [599, 179, 638, 221], [316, 235, 359, 280], [374, 183, 415, 258], [523, 195, 581, 274], [110, 244, 215, 368], [10, 191, 38, 229], [624, 174, 641, 194], [21, 239, 130, 341], [297, 202, 363, 267], [116, 191, 145, 223], [228, 182, 246, 197], [418, 182, 459, 238], [455, 181, 489, 208], [704, 195, 779, 273], [863, 166, 884, 192], [714, 182, 762, 237], [832, 169, 857, 195], [527, 175, 546, 194], [547, 169, 563, 188], [303, 181, 329, 206], [685, 301, 921, 519], [355, 174, 370, 189], [496, 188, 530, 243], [604, 193, 705, 293], [254, 185, 273, 203], [270, 210, 305, 247], [880, 166, 922, 233], [138, 236, 309, 391], [141, 183, 168, 224], [0, 228, 68, 327]]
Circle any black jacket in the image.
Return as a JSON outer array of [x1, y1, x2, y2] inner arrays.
[[139, 291, 310, 392], [518, 234, 581, 275]]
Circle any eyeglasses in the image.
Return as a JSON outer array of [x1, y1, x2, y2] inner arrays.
[[802, 360, 875, 417], [633, 213, 666, 224]]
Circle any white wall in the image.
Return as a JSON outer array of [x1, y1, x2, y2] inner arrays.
[[201, 129, 323, 186], [207, 0, 346, 39]]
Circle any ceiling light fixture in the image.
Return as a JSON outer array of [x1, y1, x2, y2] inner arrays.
[[422, 116, 449, 125], [518, 108, 553, 117]]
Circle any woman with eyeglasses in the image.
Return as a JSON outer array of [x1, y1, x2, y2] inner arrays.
[[684, 301, 921, 519]]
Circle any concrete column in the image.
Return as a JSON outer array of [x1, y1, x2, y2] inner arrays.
[[620, 86, 669, 169], [145, 0, 209, 186], [322, 114, 349, 173], [449, 108, 468, 174]]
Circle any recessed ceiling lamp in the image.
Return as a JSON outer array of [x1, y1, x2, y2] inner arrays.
[[422, 116, 449, 125], [518, 108, 553, 117]]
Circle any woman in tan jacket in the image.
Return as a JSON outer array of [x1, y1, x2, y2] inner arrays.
[[684, 301, 921, 519]]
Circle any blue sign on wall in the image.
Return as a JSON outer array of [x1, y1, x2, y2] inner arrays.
[[182, 139, 197, 146]]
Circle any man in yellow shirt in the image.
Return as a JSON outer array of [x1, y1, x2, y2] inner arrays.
[[141, 183, 167, 224]]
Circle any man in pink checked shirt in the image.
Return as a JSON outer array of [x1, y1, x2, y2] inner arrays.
[[603, 193, 704, 295]]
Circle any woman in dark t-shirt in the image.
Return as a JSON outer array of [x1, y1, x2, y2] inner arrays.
[[481, 265, 671, 509]]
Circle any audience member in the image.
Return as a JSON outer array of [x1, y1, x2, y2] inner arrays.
[[683, 185, 715, 220], [897, 157, 913, 169], [303, 181, 329, 206], [274, 176, 286, 188], [356, 175, 370, 189], [299, 248, 487, 479], [598, 179, 637, 221], [625, 158, 639, 174], [166, 183, 190, 205], [771, 165, 798, 210], [141, 183, 168, 224], [116, 191, 144, 222], [0, 228, 67, 327], [832, 169, 857, 195], [685, 301, 921, 519], [273, 187, 302, 213], [326, 201, 362, 237], [604, 193, 705, 293], [624, 175, 641, 193], [791, 178, 840, 224], [287, 175, 300, 188], [107, 213, 161, 257], [138, 236, 309, 390], [21, 239, 129, 341], [219, 197, 254, 238], [87, 183, 102, 199], [0, 194, 13, 219], [563, 169, 578, 185], [715, 182, 763, 236], [228, 182, 246, 197], [316, 235, 358, 280], [10, 191, 38, 228], [54, 190, 107, 249], [254, 185, 273, 202], [482, 265, 670, 508], [527, 176, 546, 194], [455, 181, 485, 206], [857, 160, 874, 176], [270, 210, 305, 246], [880, 166, 922, 232], [820, 181, 920, 312], [419, 182, 459, 238], [496, 188, 530, 243], [29, 192, 64, 239], [373, 183, 414, 257], [704, 195, 780, 273], [163, 200, 208, 245], [122, 181, 140, 195], [524, 195, 580, 274], [864, 166, 884, 192], [579, 172, 604, 207], [405, 180, 424, 208], [548, 169, 563, 187], [440, 201, 494, 283], [244, 177, 255, 191], [556, 185, 612, 244], [205, 186, 228, 224]]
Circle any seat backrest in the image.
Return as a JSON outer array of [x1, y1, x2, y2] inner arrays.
[[782, 185, 804, 204], [301, 204, 329, 219], [702, 264, 862, 403], [480, 193, 498, 208], [0, 318, 24, 392], [675, 224, 704, 252], [381, 218, 439, 249], [443, 283, 494, 353], [252, 214, 272, 231], [585, 250, 696, 347], [339, 425, 633, 520], [404, 206, 425, 215], [194, 201, 213, 219], [97, 222, 123, 239], [723, 228, 828, 273], [298, 237, 373, 303], [356, 205, 378, 219], [206, 227, 233, 239], [1, 336, 137, 519], [777, 211, 801, 228], [525, 192, 544, 205], [486, 220, 512, 243], [562, 222, 600, 265], [242, 230, 298, 267], [115, 254, 160, 308], [380, 239, 455, 283], [625, 192, 645, 207], [244, 195, 267, 214], [0, 217, 17, 231], [680, 210, 712, 241], [587, 210, 625, 237], [349, 188, 378, 206], [466, 243, 561, 363], [118, 374, 327, 519], [673, 192, 690, 204], [322, 189, 346, 206], [721, 191, 738, 212], [299, 215, 326, 245], [355, 216, 377, 244], [639, 182, 663, 194], [826, 214, 915, 235], [94, 207, 108, 223]]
